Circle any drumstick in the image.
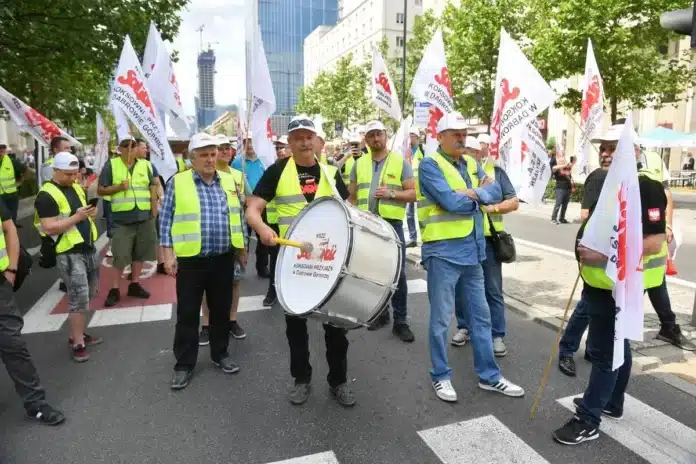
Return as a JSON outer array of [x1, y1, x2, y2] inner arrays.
[[275, 238, 314, 253]]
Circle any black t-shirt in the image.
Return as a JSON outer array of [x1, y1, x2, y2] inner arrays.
[[550, 157, 572, 190], [581, 168, 608, 215], [35, 182, 94, 253], [253, 157, 350, 203]]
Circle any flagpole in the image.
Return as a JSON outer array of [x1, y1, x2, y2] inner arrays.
[[400, 0, 408, 116]]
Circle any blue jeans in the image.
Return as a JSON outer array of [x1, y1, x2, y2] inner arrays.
[[576, 287, 632, 427], [455, 242, 506, 338], [558, 291, 590, 357], [426, 257, 500, 384], [406, 203, 417, 242], [386, 219, 408, 324]]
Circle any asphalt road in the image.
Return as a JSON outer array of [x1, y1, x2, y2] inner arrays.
[[1, 235, 695, 463], [504, 213, 696, 283]]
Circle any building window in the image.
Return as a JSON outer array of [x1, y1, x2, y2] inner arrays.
[[396, 13, 405, 24], [396, 36, 405, 47], [396, 57, 404, 68]]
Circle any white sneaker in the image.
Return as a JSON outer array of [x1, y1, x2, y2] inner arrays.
[[432, 380, 457, 402], [451, 329, 470, 346], [478, 377, 525, 397], [493, 337, 507, 357], [105, 247, 113, 258]]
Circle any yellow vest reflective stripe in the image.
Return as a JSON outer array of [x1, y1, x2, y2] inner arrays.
[[580, 242, 667, 290], [342, 156, 355, 185], [266, 199, 278, 224], [177, 157, 186, 173], [0, 226, 7, 271], [412, 148, 424, 182], [483, 162, 504, 237], [0, 155, 17, 194], [33, 182, 98, 253], [275, 158, 336, 238], [416, 153, 478, 243], [170, 170, 245, 257], [355, 152, 406, 220], [110, 158, 152, 212]]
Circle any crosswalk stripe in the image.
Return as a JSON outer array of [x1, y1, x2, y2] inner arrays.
[[418, 415, 550, 464], [558, 394, 696, 463], [88, 304, 173, 328], [266, 451, 339, 464]]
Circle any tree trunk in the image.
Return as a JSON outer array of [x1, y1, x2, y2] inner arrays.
[[610, 97, 618, 124]]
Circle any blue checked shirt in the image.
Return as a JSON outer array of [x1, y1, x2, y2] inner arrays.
[[160, 171, 248, 257]]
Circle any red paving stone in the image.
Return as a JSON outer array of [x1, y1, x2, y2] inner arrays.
[[50, 253, 176, 315]]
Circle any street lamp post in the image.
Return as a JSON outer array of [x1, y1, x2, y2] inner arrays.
[[401, 0, 408, 117]]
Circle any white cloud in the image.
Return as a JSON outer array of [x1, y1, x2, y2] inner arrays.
[[170, 0, 248, 115]]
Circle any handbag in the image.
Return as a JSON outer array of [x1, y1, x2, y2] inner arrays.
[[12, 246, 33, 292], [486, 213, 516, 263]]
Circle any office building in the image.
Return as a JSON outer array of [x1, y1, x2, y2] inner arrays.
[[304, 0, 424, 87], [196, 48, 217, 129], [259, 0, 339, 116]]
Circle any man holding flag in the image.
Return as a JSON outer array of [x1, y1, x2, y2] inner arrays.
[[553, 119, 668, 445]]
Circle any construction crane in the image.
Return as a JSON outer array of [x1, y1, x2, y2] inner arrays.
[[195, 25, 205, 53]]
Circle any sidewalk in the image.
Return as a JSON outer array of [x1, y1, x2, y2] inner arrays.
[[405, 241, 696, 373], [17, 195, 35, 221]]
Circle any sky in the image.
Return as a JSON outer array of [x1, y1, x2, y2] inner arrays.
[[171, 0, 248, 115]]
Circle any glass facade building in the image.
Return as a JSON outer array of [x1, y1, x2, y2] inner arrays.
[[258, 0, 338, 115]]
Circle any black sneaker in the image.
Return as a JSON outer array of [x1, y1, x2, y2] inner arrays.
[[104, 288, 120, 307], [551, 219, 559, 225], [26, 404, 66, 426], [58, 281, 67, 292], [558, 355, 577, 377], [288, 383, 311, 405], [229, 321, 246, 339], [368, 311, 390, 331], [553, 416, 599, 445], [573, 397, 623, 420], [212, 356, 240, 374], [263, 289, 277, 307], [127, 282, 151, 299], [560, 219, 570, 224], [171, 370, 193, 390], [199, 326, 210, 346], [656, 325, 696, 351], [156, 263, 167, 275], [330, 383, 357, 407], [393, 323, 415, 342], [257, 267, 271, 279]]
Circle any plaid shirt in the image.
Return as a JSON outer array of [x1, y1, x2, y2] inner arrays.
[[159, 170, 247, 257]]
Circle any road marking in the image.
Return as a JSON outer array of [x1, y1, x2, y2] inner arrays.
[[418, 415, 550, 464], [88, 304, 173, 328], [266, 452, 339, 464], [515, 238, 696, 289], [558, 394, 696, 463]]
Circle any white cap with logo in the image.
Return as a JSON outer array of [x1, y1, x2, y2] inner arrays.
[[53, 152, 80, 171], [409, 126, 420, 136], [436, 111, 471, 134], [592, 124, 639, 143], [288, 114, 317, 134], [189, 133, 219, 152], [465, 136, 480, 151], [216, 134, 231, 145], [477, 133, 490, 145], [365, 120, 386, 134]]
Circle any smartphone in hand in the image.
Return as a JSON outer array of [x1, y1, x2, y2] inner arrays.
[[88, 198, 100, 208]]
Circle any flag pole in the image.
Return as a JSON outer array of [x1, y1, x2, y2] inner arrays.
[[529, 267, 583, 420]]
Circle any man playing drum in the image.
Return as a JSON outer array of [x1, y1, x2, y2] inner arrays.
[[246, 116, 356, 407]]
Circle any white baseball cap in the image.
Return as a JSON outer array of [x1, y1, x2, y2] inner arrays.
[[409, 126, 420, 136], [276, 135, 289, 145], [229, 136, 238, 144], [216, 134, 231, 146], [0, 140, 6, 147], [465, 136, 480, 151], [436, 112, 471, 134], [316, 127, 327, 140], [356, 125, 366, 134], [365, 120, 386, 134], [477, 133, 490, 145], [53, 152, 80, 171], [288, 115, 317, 134], [189, 133, 219, 152], [592, 124, 639, 143]]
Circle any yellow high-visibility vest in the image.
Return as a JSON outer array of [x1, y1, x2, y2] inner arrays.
[[355, 152, 406, 220], [109, 157, 152, 212], [0, 155, 17, 194], [342, 156, 356, 186]]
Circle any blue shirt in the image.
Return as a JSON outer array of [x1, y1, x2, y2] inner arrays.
[[231, 156, 265, 191], [419, 151, 502, 267], [159, 171, 246, 257]]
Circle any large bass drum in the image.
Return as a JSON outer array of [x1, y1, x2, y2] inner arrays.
[[275, 197, 402, 330]]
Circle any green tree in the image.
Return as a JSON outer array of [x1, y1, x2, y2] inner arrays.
[[0, 0, 188, 130], [529, 0, 695, 121]]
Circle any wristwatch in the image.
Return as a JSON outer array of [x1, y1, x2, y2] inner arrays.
[[389, 190, 396, 200]]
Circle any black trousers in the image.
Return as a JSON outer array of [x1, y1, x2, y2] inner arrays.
[[267, 223, 280, 296], [0, 279, 47, 410], [552, 187, 571, 221], [285, 315, 348, 388], [647, 279, 677, 328], [173, 251, 236, 371], [1, 193, 19, 223], [248, 210, 270, 273]]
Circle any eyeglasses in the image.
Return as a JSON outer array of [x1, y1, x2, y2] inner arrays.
[[288, 119, 315, 131]]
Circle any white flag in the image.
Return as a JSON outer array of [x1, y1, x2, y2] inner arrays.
[[111, 104, 132, 143], [94, 113, 110, 174], [409, 28, 454, 155], [576, 39, 604, 175], [489, 28, 555, 171], [371, 50, 402, 121], [110, 35, 177, 180], [142, 22, 190, 139], [580, 115, 644, 370], [0, 85, 80, 146], [517, 120, 552, 205], [250, 30, 277, 169]]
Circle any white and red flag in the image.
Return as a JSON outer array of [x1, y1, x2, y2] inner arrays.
[[517, 120, 552, 205], [250, 26, 276, 169], [580, 115, 644, 370], [409, 28, 453, 155], [489, 28, 555, 172], [576, 39, 604, 175], [371, 49, 402, 121], [110, 35, 177, 180], [0, 86, 80, 146], [94, 112, 110, 174]]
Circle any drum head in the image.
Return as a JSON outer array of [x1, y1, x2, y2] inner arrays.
[[276, 198, 350, 315]]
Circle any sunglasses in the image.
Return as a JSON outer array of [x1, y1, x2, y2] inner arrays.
[[288, 119, 315, 131]]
